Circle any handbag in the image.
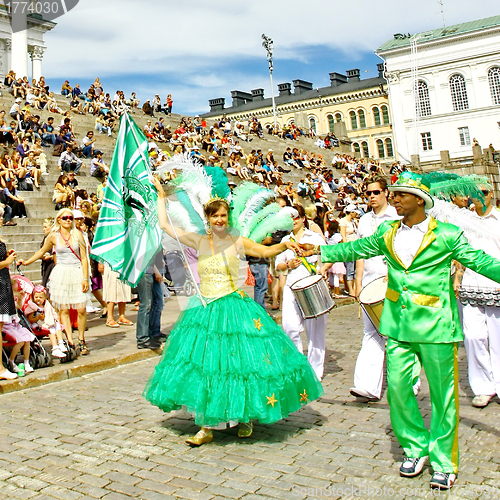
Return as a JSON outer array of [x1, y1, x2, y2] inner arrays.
[[52, 143, 65, 156]]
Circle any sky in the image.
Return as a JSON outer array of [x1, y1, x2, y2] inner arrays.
[[41, 0, 500, 115]]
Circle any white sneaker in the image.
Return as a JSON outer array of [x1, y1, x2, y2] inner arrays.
[[41, 172, 50, 176], [350, 387, 379, 400], [430, 471, 456, 489], [472, 394, 495, 407], [0, 369, 18, 380], [24, 362, 34, 373], [58, 341, 68, 353], [8, 360, 19, 373], [52, 346, 65, 358], [400, 456, 428, 477]]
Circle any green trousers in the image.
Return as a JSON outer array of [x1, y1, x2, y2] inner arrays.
[[386, 338, 459, 474]]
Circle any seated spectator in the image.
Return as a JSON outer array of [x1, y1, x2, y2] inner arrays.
[[38, 76, 49, 93], [61, 80, 72, 97], [152, 94, 163, 114], [74, 189, 89, 209], [81, 131, 97, 158], [12, 78, 26, 99], [41, 116, 56, 146], [22, 150, 41, 189], [29, 137, 48, 175], [59, 145, 85, 174], [26, 115, 43, 142], [16, 137, 30, 159], [95, 114, 112, 136], [9, 98, 23, 121], [165, 94, 173, 115], [46, 92, 63, 114], [142, 99, 154, 117], [71, 83, 83, 100], [0, 120, 19, 147], [90, 152, 109, 177], [125, 92, 140, 109], [3, 178, 27, 218], [11, 151, 27, 184], [4, 70, 16, 88], [52, 173, 74, 209]]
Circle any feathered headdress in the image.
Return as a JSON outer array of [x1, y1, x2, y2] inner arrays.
[[159, 154, 292, 241]]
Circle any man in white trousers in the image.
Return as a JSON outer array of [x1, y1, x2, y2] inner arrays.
[[276, 206, 330, 380], [461, 187, 500, 408], [351, 176, 400, 400]]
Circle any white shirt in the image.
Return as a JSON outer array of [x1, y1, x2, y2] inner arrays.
[[276, 229, 326, 287], [393, 216, 430, 268], [357, 204, 400, 286], [462, 207, 500, 289]]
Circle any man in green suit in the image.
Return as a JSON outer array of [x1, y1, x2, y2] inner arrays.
[[319, 172, 500, 490]]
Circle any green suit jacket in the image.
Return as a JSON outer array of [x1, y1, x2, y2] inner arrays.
[[321, 217, 500, 343]]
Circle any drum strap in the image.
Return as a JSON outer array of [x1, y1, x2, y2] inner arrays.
[[290, 236, 317, 275]]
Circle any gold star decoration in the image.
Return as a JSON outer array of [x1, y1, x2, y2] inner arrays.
[[236, 290, 246, 298], [254, 318, 263, 331], [299, 390, 308, 403], [266, 393, 277, 407], [263, 353, 272, 365]]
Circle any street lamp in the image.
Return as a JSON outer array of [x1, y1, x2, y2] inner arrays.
[[262, 34, 278, 132]]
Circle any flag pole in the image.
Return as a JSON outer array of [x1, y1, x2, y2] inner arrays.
[[123, 112, 207, 308]]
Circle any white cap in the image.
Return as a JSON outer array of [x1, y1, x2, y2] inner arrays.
[[345, 204, 361, 214], [281, 206, 299, 219], [15, 98, 21, 103], [72, 209, 84, 219]]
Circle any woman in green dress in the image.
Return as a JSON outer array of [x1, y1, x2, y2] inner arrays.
[[143, 177, 324, 446]]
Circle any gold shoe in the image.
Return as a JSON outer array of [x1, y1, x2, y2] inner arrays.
[[238, 422, 253, 438], [185, 429, 213, 446]]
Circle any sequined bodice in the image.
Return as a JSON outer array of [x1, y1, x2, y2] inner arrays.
[[198, 254, 240, 299]]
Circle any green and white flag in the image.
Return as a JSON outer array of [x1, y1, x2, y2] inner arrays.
[[91, 113, 162, 287]]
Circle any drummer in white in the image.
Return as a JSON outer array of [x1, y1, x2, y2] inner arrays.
[[351, 176, 400, 400], [276, 206, 331, 380]]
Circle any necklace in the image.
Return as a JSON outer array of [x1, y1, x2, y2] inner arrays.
[[59, 229, 72, 248]]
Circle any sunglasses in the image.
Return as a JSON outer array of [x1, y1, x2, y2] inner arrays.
[[366, 190, 383, 196], [60, 215, 74, 221]]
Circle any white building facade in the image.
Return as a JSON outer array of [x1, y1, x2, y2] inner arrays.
[[376, 16, 500, 164], [0, 2, 55, 80]]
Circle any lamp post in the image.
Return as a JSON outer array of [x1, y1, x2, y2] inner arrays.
[[262, 34, 278, 132]]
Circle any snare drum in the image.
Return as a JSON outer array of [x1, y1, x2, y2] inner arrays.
[[290, 274, 336, 319], [358, 277, 387, 330]]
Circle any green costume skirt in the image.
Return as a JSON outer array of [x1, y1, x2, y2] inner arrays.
[[143, 290, 324, 427]]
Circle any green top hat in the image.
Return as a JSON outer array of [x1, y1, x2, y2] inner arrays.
[[388, 172, 434, 209]]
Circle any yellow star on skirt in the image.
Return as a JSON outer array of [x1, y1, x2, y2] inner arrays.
[[236, 290, 246, 298], [254, 318, 263, 331], [266, 393, 277, 407], [299, 390, 308, 403]]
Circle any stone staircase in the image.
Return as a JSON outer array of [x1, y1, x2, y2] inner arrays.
[[1, 92, 345, 282]]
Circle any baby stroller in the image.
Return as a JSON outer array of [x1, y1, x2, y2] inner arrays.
[[10, 273, 78, 364], [164, 250, 195, 297]]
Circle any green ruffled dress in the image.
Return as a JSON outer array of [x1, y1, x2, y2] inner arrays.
[[143, 253, 323, 428]]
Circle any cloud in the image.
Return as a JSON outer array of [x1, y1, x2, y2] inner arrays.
[[42, 0, 500, 113]]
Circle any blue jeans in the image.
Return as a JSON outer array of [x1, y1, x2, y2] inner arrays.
[[249, 263, 268, 309], [136, 273, 164, 345]]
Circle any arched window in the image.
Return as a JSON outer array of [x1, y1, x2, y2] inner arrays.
[[327, 115, 335, 133], [352, 142, 360, 154], [488, 67, 500, 105], [385, 138, 394, 157], [416, 80, 431, 117], [381, 105, 389, 124], [358, 109, 366, 128], [350, 111, 358, 130], [449, 74, 469, 111], [361, 141, 369, 158], [335, 112, 342, 122], [373, 107, 381, 126], [309, 117, 317, 132], [376, 139, 385, 158]]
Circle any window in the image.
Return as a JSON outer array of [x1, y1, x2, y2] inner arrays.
[[416, 80, 431, 117], [327, 115, 335, 133], [350, 111, 357, 129], [488, 67, 500, 105], [385, 138, 394, 157], [373, 107, 381, 126], [358, 109, 366, 128], [449, 74, 469, 111], [381, 105, 389, 124], [361, 141, 369, 158], [309, 117, 317, 132], [352, 142, 360, 154], [421, 132, 432, 151], [335, 113, 342, 122], [376, 139, 385, 158], [458, 126, 471, 146]]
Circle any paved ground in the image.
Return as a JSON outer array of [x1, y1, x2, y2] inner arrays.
[[0, 298, 499, 500]]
